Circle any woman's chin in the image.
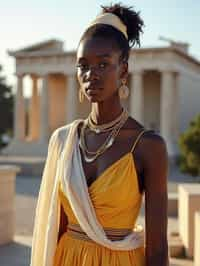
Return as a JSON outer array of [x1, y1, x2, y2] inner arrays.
[[87, 95, 102, 102]]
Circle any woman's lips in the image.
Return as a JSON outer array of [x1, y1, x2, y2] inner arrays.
[[86, 87, 102, 95], [87, 89, 99, 95]]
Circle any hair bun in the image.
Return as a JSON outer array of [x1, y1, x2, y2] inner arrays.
[[101, 3, 144, 47]]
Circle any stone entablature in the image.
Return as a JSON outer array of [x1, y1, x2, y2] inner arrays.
[[9, 46, 200, 79], [14, 54, 76, 76]]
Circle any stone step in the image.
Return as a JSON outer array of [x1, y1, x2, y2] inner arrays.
[[170, 258, 194, 266], [169, 233, 185, 258]]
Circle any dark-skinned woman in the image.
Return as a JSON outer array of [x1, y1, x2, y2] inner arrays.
[[31, 3, 169, 266]]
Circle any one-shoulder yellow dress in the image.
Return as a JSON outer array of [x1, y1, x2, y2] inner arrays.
[[53, 130, 147, 266]]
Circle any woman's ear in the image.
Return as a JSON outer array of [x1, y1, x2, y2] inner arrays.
[[119, 61, 129, 80]]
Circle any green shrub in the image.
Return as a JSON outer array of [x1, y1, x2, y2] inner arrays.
[[0, 64, 13, 149], [177, 114, 200, 178]]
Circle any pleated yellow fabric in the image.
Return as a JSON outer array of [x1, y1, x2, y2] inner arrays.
[[53, 152, 145, 266]]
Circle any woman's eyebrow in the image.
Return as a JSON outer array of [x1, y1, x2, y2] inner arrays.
[[96, 54, 111, 58], [76, 57, 87, 63], [76, 54, 111, 63]]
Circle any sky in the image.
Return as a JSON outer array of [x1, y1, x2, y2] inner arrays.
[[0, 0, 199, 97]]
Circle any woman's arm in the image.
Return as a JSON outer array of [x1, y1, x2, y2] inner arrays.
[[143, 133, 169, 266], [57, 204, 68, 243]]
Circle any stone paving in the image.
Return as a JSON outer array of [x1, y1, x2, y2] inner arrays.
[[0, 164, 197, 266]]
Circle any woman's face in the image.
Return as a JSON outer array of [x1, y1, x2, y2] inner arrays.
[[76, 37, 127, 103]]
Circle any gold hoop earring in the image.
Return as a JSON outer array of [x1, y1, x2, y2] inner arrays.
[[79, 88, 85, 103], [119, 79, 129, 99]]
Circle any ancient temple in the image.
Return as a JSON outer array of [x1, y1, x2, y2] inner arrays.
[[2, 39, 200, 157]]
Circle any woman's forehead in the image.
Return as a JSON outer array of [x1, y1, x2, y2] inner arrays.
[[77, 37, 120, 60]]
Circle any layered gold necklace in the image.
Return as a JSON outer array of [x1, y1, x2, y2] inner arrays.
[[79, 108, 129, 162], [86, 108, 127, 133]]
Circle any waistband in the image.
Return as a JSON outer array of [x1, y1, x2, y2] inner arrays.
[[67, 223, 133, 242]]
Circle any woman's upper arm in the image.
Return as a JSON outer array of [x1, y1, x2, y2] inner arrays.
[[142, 133, 169, 265], [58, 204, 68, 243]]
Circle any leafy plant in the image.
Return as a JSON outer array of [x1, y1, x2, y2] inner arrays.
[[177, 114, 200, 179], [0, 64, 13, 148]]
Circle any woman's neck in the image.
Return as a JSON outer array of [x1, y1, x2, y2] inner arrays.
[[90, 101, 123, 125]]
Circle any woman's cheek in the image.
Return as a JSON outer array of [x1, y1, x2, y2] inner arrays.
[[107, 72, 119, 87], [77, 72, 84, 85]]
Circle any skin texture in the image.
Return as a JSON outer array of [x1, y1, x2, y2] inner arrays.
[[58, 36, 169, 265]]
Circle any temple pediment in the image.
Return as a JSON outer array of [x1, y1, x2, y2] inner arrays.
[[8, 39, 64, 56]]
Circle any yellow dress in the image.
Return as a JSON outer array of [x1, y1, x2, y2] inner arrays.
[[53, 131, 147, 266]]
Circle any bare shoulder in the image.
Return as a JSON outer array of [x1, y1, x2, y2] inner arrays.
[[139, 130, 169, 183], [124, 117, 168, 166], [141, 129, 168, 160], [142, 129, 166, 146]]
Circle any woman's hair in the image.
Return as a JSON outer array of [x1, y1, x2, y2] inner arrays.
[[79, 3, 144, 62]]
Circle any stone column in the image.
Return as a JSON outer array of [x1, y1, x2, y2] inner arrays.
[[40, 75, 49, 141], [28, 75, 39, 140], [14, 75, 25, 141], [65, 74, 77, 123], [174, 73, 180, 140], [160, 70, 176, 155], [130, 70, 144, 123]]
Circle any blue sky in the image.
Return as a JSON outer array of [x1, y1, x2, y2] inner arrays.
[[0, 0, 199, 95]]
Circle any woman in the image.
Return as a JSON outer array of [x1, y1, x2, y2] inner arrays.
[[31, 3, 169, 266]]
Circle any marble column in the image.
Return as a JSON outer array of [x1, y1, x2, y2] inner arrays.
[[65, 74, 77, 123], [40, 75, 49, 141], [160, 70, 176, 155], [14, 75, 25, 141], [173, 73, 180, 140], [130, 70, 144, 123], [28, 75, 39, 140]]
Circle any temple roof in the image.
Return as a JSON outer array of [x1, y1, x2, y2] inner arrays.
[[8, 39, 64, 56]]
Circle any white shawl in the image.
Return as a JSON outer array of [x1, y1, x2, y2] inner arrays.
[[30, 119, 144, 266]]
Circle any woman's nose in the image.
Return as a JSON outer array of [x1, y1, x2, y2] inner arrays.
[[85, 66, 99, 81]]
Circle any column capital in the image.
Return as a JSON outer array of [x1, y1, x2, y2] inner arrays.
[[30, 73, 39, 80], [131, 69, 144, 76], [162, 69, 173, 74], [159, 67, 178, 75], [161, 70, 178, 85], [15, 73, 25, 79]]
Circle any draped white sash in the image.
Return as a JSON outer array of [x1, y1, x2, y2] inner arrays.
[[31, 119, 144, 266]]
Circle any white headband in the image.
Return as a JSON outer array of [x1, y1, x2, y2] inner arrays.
[[88, 13, 128, 39]]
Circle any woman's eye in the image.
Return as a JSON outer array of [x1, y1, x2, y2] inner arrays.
[[99, 62, 107, 69], [76, 64, 88, 71]]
